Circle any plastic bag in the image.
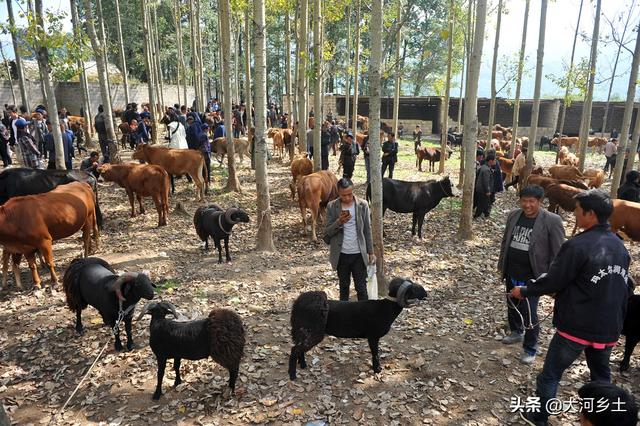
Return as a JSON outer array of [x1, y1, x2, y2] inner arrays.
[[367, 264, 378, 300]]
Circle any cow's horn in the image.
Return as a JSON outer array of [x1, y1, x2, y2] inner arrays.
[[113, 272, 139, 302]]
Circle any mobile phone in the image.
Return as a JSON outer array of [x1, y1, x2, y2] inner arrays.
[[342, 209, 350, 216]]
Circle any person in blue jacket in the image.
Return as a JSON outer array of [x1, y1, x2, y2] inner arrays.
[[44, 121, 74, 169]]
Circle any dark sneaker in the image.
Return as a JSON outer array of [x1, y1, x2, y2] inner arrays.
[[501, 331, 524, 345]]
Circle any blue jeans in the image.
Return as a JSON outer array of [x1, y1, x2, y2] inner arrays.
[[530, 333, 612, 423], [506, 278, 539, 356]]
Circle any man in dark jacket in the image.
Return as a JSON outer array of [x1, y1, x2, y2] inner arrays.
[[511, 189, 631, 426], [94, 105, 109, 163], [474, 154, 495, 218], [617, 170, 640, 202], [320, 121, 332, 170], [498, 185, 565, 364], [381, 133, 398, 178]]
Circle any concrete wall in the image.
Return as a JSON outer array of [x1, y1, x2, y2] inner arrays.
[[1, 80, 196, 117]]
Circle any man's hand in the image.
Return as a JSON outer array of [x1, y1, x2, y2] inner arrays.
[[368, 253, 376, 265], [510, 287, 524, 300], [339, 211, 351, 224]]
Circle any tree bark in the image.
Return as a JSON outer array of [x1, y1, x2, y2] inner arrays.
[[611, 26, 640, 195], [577, 0, 602, 171], [392, 0, 402, 137], [70, 0, 93, 139], [34, 0, 64, 169], [95, 0, 114, 106], [458, 0, 487, 240], [369, 0, 386, 292], [141, 1, 158, 144], [152, 4, 166, 113], [312, 0, 322, 171], [188, 0, 199, 110], [114, 0, 130, 105], [509, 0, 530, 159], [244, 8, 254, 170], [524, 0, 547, 181], [344, 5, 351, 129], [253, 0, 275, 251], [175, 0, 188, 105], [83, 0, 117, 146], [558, 0, 584, 137], [297, 0, 309, 151], [351, 0, 361, 131], [487, 0, 502, 132], [285, 11, 292, 126], [439, 0, 455, 174], [220, 0, 241, 191], [0, 44, 17, 106], [456, 1, 470, 188], [6, 0, 29, 109]]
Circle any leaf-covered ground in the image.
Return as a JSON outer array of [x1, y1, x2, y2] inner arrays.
[[0, 139, 638, 425]]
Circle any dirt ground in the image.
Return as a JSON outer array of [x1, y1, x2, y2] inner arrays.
[[0, 138, 638, 426]]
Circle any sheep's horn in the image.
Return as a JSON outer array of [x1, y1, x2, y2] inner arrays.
[[224, 208, 240, 224], [136, 301, 156, 321], [113, 272, 139, 302], [165, 302, 180, 319]]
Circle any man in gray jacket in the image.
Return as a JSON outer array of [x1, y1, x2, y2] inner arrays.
[[497, 185, 565, 364], [324, 178, 375, 300]]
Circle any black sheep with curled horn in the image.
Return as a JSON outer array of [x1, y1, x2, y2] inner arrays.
[[193, 204, 250, 263], [63, 257, 156, 351], [288, 277, 427, 380]]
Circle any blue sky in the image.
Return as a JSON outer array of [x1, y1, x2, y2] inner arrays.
[[0, 0, 637, 101]]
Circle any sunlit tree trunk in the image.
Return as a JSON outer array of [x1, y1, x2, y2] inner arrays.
[[524, 0, 547, 183], [141, 0, 158, 144], [558, 0, 583, 137], [220, 0, 241, 191], [253, 0, 275, 250], [296, 0, 309, 151], [392, 0, 402, 136], [175, 0, 187, 105], [244, 8, 255, 169], [344, 5, 351, 129], [458, 0, 487, 240], [509, 0, 530, 159], [69, 0, 93, 139], [577, 0, 601, 171], [6, 0, 29, 109], [114, 0, 129, 105], [285, 11, 292, 128], [34, 0, 64, 169], [351, 0, 361, 130], [611, 27, 640, 194], [439, 0, 454, 174], [0, 44, 17, 106], [487, 0, 502, 132], [152, 5, 166, 113], [312, 0, 322, 170], [95, 0, 114, 105], [456, 0, 471, 188]]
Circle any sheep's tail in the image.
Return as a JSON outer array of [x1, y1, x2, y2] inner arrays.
[[63, 257, 115, 313], [290, 291, 329, 344], [193, 204, 222, 242], [208, 308, 246, 370]]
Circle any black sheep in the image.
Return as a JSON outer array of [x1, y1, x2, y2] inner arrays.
[[63, 257, 156, 351], [137, 301, 246, 400], [620, 294, 640, 371], [193, 204, 250, 263], [288, 277, 427, 380]]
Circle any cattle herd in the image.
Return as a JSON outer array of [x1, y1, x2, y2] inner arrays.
[[1, 116, 640, 415]]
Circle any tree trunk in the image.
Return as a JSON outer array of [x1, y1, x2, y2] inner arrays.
[[558, 0, 584, 138], [458, 0, 487, 240], [312, 0, 322, 171], [253, 0, 275, 251], [197, 0, 206, 111], [141, 0, 157, 144], [244, 8, 255, 170], [439, 0, 455, 174], [456, 1, 470, 188], [627, 107, 640, 173], [34, 0, 64, 169], [577, 0, 602, 171], [83, 0, 117, 146], [188, 0, 199, 110], [601, 1, 635, 137], [114, 0, 130, 105], [351, 0, 361, 131], [487, 0, 502, 132], [70, 0, 93, 139], [285, 11, 292, 127], [392, 0, 402, 136], [6, 0, 29, 109], [611, 26, 640, 195], [95, 0, 114, 106], [175, 0, 187, 106], [0, 44, 17, 106], [220, 0, 241, 192], [152, 5, 166, 114], [524, 0, 547, 181], [344, 5, 351, 128], [509, 0, 530, 159], [297, 0, 309, 151]]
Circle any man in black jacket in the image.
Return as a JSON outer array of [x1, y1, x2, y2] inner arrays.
[[511, 190, 631, 426], [474, 154, 495, 219], [617, 170, 640, 202], [381, 133, 398, 178]]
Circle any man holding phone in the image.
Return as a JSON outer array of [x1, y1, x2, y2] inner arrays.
[[324, 178, 376, 300]]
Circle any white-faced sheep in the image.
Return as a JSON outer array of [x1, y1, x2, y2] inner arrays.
[[137, 301, 246, 400], [193, 204, 250, 263], [288, 277, 427, 380], [63, 257, 156, 351]]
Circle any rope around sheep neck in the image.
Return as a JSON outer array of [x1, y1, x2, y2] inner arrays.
[[218, 214, 232, 235]]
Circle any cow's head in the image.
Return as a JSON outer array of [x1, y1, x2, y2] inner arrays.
[[439, 175, 455, 198], [132, 145, 146, 162]]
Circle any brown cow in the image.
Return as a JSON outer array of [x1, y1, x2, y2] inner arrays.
[[98, 163, 170, 226], [583, 169, 605, 188], [548, 164, 585, 181], [132, 144, 207, 202], [296, 170, 339, 241], [551, 136, 579, 148], [588, 137, 607, 148], [272, 131, 285, 158], [499, 157, 516, 178], [525, 174, 589, 190], [545, 183, 585, 215], [609, 199, 640, 241], [0, 182, 98, 289], [416, 147, 452, 172], [212, 137, 252, 165], [290, 153, 313, 199], [560, 153, 579, 167]]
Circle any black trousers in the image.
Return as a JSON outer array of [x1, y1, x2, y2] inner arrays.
[[381, 160, 395, 179], [505, 278, 539, 355], [0, 141, 11, 167], [202, 151, 211, 182], [473, 191, 491, 218], [343, 158, 354, 179], [337, 253, 368, 301]]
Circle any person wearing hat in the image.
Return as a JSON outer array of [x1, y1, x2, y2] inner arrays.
[[381, 132, 398, 178], [603, 138, 618, 177], [15, 118, 41, 169], [197, 123, 212, 183]]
